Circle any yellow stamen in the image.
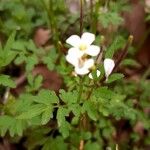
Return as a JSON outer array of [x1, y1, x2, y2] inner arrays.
[[79, 44, 87, 51]]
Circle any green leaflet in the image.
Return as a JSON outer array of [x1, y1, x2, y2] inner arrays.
[[59, 89, 78, 104], [105, 35, 126, 58], [106, 73, 124, 83], [0, 31, 17, 68], [26, 74, 43, 92], [99, 11, 123, 28], [42, 137, 67, 150], [82, 101, 98, 121], [17, 104, 46, 119], [34, 89, 59, 105], [41, 105, 53, 125], [42, 49, 58, 71], [93, 87, 115, 100], [84, 141, 101, 150], [121, 58, 140, 67], [56, 107, 70, 138], [0, 74, 16, 88], [25, 55, 38, 72], [0, 115, 27, 137]]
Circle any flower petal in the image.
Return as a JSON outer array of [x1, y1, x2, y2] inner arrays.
[[74, 58, 94, 75], [66, 35, 81, 47], [89, 70, 101, 79], [66, 51, 79, 67], [75, 67, 89, 75], [86, 45, 100, 56], [84, 58, 94, 69], [88, 73, 93, 79], [81, 32, 95, 45], [104, 58, 115, 79], [68, 47, 83, 58]]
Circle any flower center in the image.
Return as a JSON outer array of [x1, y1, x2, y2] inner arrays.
[[79, 43, 87, 51], [90, 65, 96, 70]]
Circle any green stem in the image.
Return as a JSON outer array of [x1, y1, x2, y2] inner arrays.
[[42, 0, 59, 48], [77, 77, 84, 102], [86, 79, 96, 100], [91, 0, 101, 33]]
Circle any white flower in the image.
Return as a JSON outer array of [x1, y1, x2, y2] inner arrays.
[[75, 58, 94, 75], [65, 32, 100, 76], [89, 70, 101, 79], [104, 58, 115, 80], [66, 32, 100, 57], [66, 49, 94, 75], [66, 47, 82, 67]]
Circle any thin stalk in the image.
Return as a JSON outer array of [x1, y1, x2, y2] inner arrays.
[[100, 35, 133, 84], [79, 140, 84, 150], [92, 0, 101, 33], [49, 0, 60, 47], [78, 76, 86, 150], [138, 28, 150, 50], [42, 0, 59, 48], [105, 0, 110, 9], [96, 36, 105, 64], [113, 35, 133, 72], [78, 2, 88, 149], [80, 0, 84, 36], [116, 144, 119, 150], [141, 66, 150, 80], [86, 78, 96, 100], [77, 77, 84, 101], [3, 88, 10, 104], [42, 0, 52, 33], [86, 86, 94, 100], [90, 0, 94, 32]]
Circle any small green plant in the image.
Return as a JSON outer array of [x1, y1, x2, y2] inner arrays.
[[0, 0, 149, 150]]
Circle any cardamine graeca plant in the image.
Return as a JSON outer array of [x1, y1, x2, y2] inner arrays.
[[0, 0, 149, 150]]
